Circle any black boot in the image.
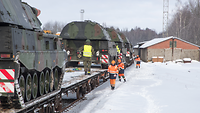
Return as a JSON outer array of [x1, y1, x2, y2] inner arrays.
[[124, 79, 126, 82], [85, 71, 87, 75], [119, 79, 121, 82], [111, 86, 115, 90]]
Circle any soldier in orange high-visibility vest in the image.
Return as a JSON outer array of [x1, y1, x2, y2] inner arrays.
[[135, 55, 141, 68], [108, 60, 118, 90], [117, 59, 126, 82]]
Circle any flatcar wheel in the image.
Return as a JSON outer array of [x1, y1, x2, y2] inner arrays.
[[32, 72, 38, 99], [39, 72, 45, 95], [49, 70, 54, 92], [44, 70, 50, 94], [19, 75, 25, 99], [76, 87, 80, 99], [25, 74, 32, 101], [53, 69, 58, 90]]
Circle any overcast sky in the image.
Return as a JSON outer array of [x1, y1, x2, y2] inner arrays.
[[22, 0, 188, 33]]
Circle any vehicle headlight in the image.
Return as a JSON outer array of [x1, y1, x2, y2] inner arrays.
[[96, 51, 99, 56], [67, 50, 70, 55]]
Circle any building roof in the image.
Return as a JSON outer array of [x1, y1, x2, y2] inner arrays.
[[139, 36, 200, 48], [140, 36, 172, 48]]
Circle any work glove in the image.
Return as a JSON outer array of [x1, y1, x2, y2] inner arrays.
[[114, 74, 117, 77]]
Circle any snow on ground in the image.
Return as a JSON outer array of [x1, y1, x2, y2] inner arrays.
[[64, 61, 200, 113], [62, 68, 106, 88]]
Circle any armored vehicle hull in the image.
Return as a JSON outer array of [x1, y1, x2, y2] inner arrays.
[[61, 21, 117, 68], [0, 0, 67, 112], [119, 32, 133, 65], [106, 28, 127, 63]]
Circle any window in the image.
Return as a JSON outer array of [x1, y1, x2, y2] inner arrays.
[[170, 41, 172, 48], [54, 41, 57, 50], [170, 41, 177, 48], [45, 41, 49, 50], [174, 41, 177, 48]]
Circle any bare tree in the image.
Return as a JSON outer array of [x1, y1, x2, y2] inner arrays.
[[43, 21, 66, 34], [167, 0, 200, 45]]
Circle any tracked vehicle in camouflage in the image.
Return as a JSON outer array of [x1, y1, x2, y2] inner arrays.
[[0, 0, 67, 112], [119, 32, 133, 65], [106, 28, 127, 64], [61, 20, 117, 68]]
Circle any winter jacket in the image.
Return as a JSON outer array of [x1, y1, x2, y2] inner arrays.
[[118, 62, 124, 74], [108, 65, 118, 79]]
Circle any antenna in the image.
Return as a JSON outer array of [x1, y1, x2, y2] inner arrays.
[[163, 0, 169, 38], [80, 9, 84, 21]]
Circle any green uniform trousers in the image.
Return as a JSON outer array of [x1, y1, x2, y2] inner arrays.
[[83, 57, 92, 72]]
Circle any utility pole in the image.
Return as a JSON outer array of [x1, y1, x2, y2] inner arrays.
[[163, 0, 169, 38]]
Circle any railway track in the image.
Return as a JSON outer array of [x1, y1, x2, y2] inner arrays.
[[58, 62, 133, 113], [0, 62, 132, 113]]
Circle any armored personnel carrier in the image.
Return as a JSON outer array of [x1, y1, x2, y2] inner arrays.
[[0, 0, 67, 112], [61, 20, 117, 68], [106, 28, 127, 63], [119, 32, 133, 64]]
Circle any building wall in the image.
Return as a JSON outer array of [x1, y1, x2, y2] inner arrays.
[[148, 39, 171, 49], [181, 49, 199, 60], [136, 37, 200, 62], [164, 48, 172, 61], [174, 39, 199, 49], [146, 49, 165, 61], [140, 48, 148, 62], [133, 48, 139, 56], [143, 38, 200, 62]]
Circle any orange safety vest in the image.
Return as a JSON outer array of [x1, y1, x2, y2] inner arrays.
[[108, 65, 118, 74], [118, 62, 124, 74], [118, 62, 124, 70], [135, 57, 140, 61]]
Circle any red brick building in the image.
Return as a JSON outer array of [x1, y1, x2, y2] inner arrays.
[[134, 36, 200, 62]]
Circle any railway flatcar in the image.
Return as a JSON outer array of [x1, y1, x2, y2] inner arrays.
[[0, 0, 67, 112]]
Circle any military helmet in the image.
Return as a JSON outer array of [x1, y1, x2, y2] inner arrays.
[[86, 39, 91, 44]]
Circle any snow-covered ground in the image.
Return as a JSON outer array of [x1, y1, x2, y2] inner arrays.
[[64, 61, 200, 113]]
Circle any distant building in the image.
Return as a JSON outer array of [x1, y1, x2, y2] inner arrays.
[[133, 36, 200, 62]]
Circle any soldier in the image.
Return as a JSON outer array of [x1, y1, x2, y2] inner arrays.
[[117, 59, 126, 82], [135, 55, 141, 68], [116, 43, 120, 55], [79, 39, 94, 75], [108, 60, 118, 90]]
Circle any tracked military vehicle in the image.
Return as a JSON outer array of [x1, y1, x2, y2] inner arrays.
[[61, 20, 117, 68], [0, 0, 67, 112], [119, 32, 133, 65], [106, 28, 127, 63]]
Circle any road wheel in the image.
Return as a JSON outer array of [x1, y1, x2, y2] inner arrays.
[[25, 74, 32, 101], [39, 72, 45, 96], [19, 75, 25, 100], [49, 70, 54, 92], [53, 69, 59, 90], [32, 72, 38, 99], [45, 70, 50, 94]]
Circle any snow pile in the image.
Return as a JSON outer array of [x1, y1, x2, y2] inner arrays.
[[65, 61, 200, 113], [183, 58, 192, 61]]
